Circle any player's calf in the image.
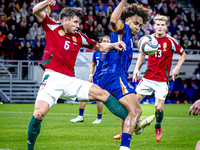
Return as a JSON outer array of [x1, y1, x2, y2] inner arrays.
[[104, 95, 128, 120], [89, 86, 129, 120]]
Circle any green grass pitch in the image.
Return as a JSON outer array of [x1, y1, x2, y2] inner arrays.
[[0, 103, 199, 150]]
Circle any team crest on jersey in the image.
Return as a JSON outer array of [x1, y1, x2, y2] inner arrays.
[[58, 30, 65, 36], [163, 42, 167, 51], [72, 36, 77, 42]]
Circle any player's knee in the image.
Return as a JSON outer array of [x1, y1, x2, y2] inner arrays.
[[89, 85, 109, 102], [98, 89, 110, 102], [33, 109, 46, 120], [102, 89, 110, 97], [155, 105, 163, 113]]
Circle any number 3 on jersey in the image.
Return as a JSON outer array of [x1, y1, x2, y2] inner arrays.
[[64, 41, 70, 50], [155, 49, 162, 57]]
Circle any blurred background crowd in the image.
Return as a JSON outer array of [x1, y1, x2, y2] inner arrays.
[[0, 0, 200, 61], [0, 0, 200, 103]]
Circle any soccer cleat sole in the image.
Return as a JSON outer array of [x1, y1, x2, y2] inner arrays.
[[134, 115, 155, 135]]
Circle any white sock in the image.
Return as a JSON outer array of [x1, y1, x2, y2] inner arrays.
[[119, 146, 130, 150]]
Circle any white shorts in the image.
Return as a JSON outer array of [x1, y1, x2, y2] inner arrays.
[[136, 78, 168, 100], [36, 71, 93, 108]]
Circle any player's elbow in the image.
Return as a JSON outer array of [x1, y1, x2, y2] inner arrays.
[[181, 51, 187, 59], [110, 18, 118, 31], [33, 7, 38, 15], [110, 18, 117, 26], [33, 6, 43, 17]]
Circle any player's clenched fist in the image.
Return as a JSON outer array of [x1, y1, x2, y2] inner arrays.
[[112, 41, 126, 51], [46, 0, 56, 6]]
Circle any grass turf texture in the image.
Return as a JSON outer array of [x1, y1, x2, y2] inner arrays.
[[0, 104, 199, 150]]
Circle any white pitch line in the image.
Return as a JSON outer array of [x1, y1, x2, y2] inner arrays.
[[0, 111, 199, 120]]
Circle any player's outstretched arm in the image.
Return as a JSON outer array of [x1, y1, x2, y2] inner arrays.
[[189, 99, 200, 115], [110, 0, 127, 32], [171, 51, 186, 81], [133, 53, 145, 82], [33, 0, 56, 22], [92, 41, 126, 53]]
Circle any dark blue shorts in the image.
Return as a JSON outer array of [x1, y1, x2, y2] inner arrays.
[[93, 79, 98, 85], [98, 73, 136, 100]]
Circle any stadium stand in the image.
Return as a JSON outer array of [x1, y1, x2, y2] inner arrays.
[[0, 0, 199, 103]]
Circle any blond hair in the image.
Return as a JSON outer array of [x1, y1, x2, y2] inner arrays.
[[153, 14, 168, 25]]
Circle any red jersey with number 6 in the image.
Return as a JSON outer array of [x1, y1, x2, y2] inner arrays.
[[143, 34, 184, 82], [39, 14, 97, 77]]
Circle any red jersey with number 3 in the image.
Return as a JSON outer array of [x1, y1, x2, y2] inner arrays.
[[39, 14, 97, 77], [143, 34, 184, 82]]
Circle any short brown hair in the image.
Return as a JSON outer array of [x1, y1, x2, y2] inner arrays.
[[121, 3, 150, 24], [59, 7, 82, 21]]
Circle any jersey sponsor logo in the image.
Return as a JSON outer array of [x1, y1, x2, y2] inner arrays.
[[58, 30, 65, 36], [163, 42, 167, 51], [72, 36, 77, 42]]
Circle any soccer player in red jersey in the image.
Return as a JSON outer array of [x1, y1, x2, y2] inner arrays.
[[27, 1, 127, 150], [133, 14, 187, 142], [70, 36, 110, 124]]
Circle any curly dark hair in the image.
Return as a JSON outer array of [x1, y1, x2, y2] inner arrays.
[[59, 7, 82, 21], [121, 3, 150, 24]]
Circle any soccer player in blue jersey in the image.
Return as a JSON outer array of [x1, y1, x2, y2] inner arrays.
[[70, 36, 110, 124], [98, 1, 152, 150]]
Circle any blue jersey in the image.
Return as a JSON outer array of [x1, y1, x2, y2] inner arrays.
[[92, 51, 105, 84], [98, 22, 136, 100], [100, 22, 134, 77]]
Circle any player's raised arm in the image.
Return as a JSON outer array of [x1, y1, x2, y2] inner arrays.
[[33, 0, 56, 22], [133, 53, 145, 82], [171, 51, 186, 81], [92, 41, 126, 53], [110, 0, 127, 32]]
